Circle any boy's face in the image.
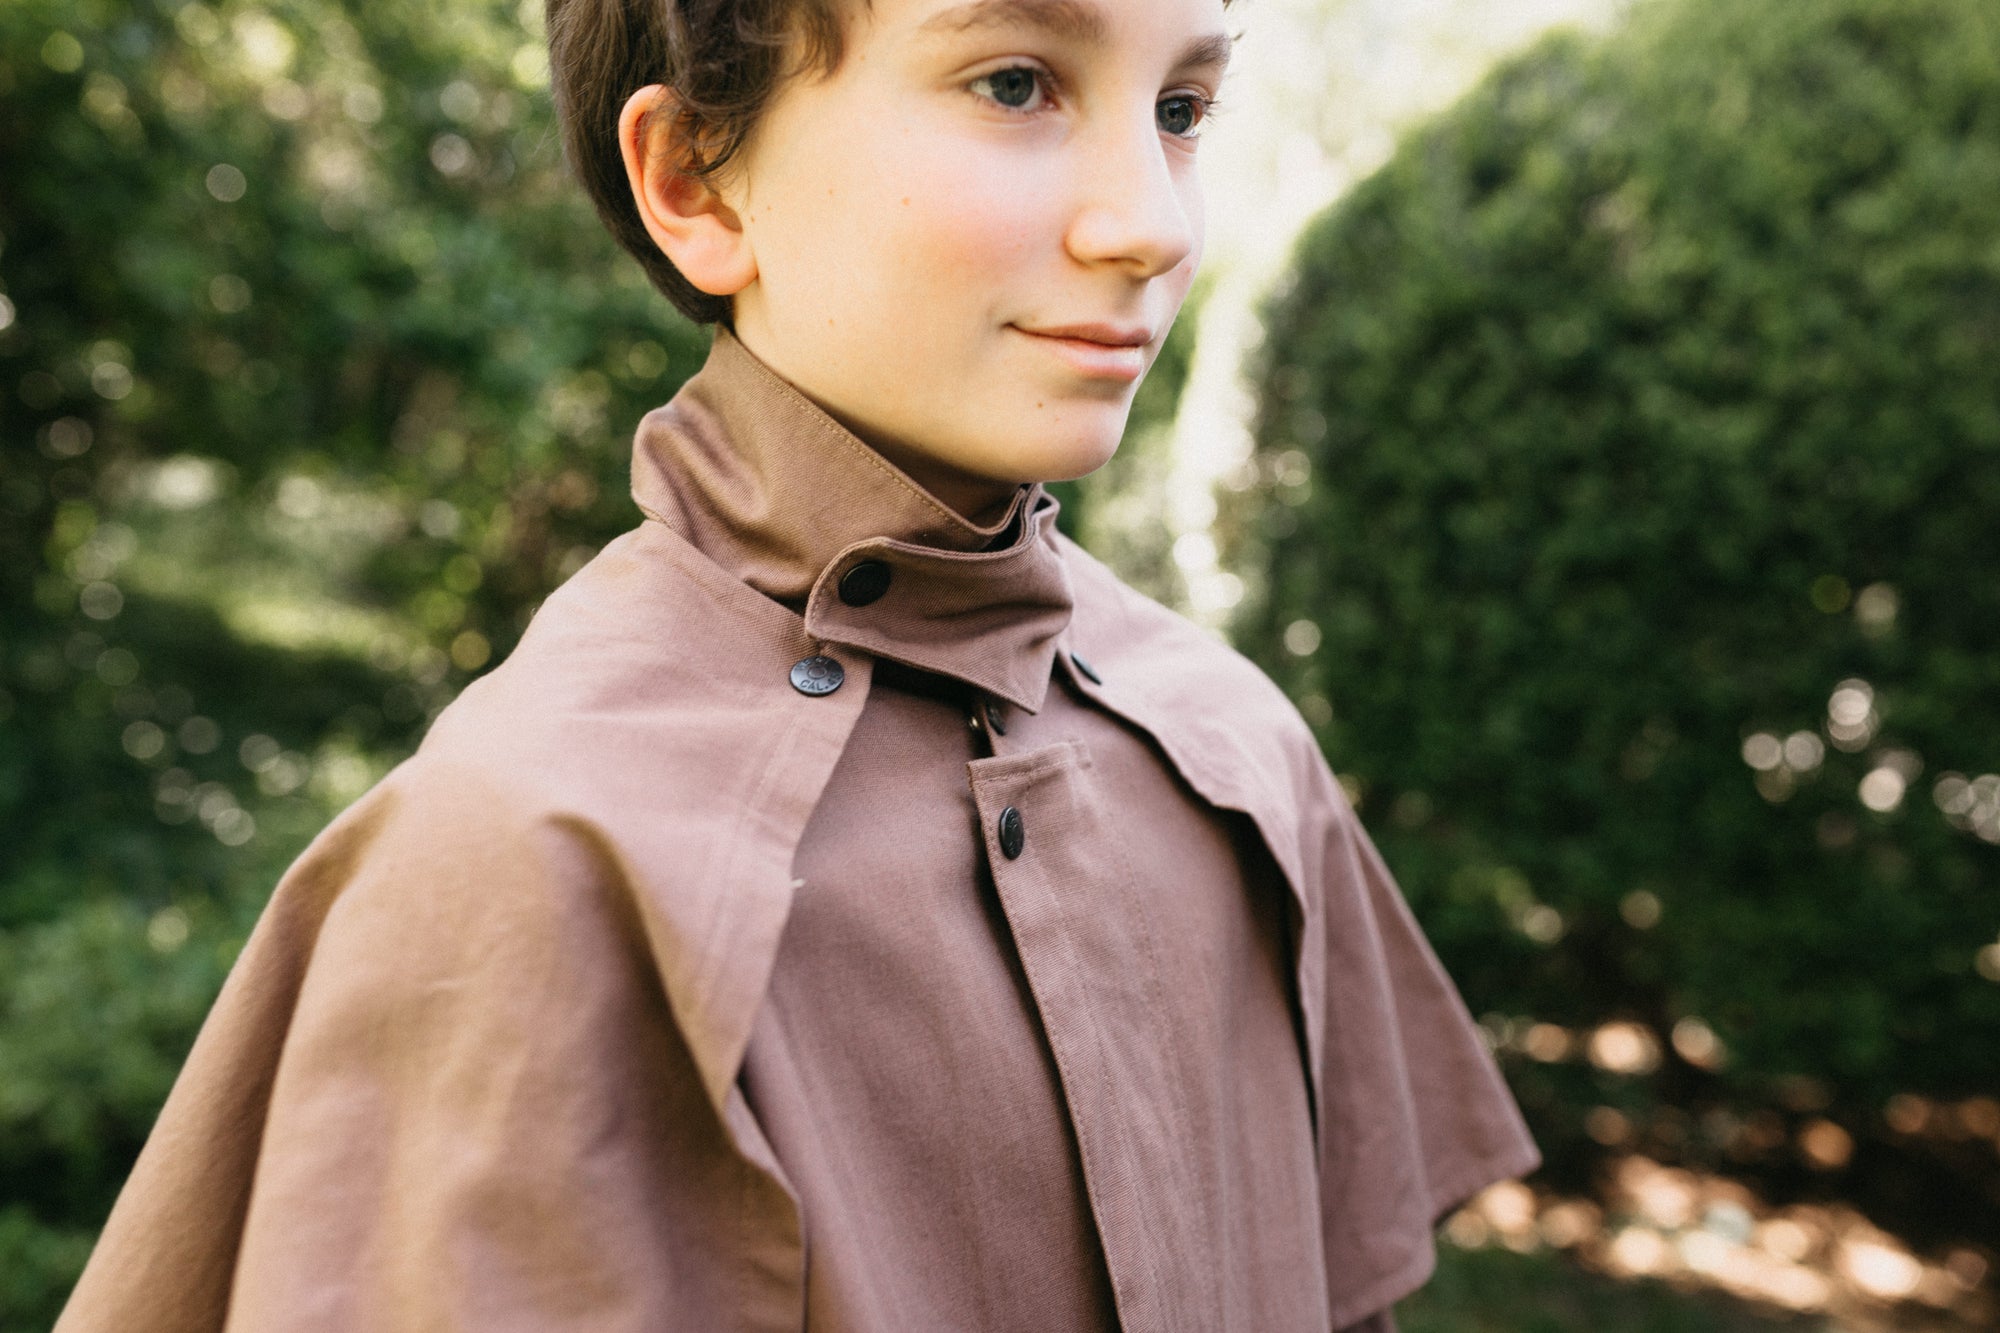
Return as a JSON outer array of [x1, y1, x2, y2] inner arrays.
[[627, 0, 1233, 520]]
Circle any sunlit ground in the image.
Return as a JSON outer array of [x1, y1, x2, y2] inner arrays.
[[1417, 1156, 1996, 1332], [1452, 1012, 2000, 1328], [1408, 1243, 1822, 1332]]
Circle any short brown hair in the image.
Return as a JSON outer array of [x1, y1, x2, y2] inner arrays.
[[546, 0, 854, 326]]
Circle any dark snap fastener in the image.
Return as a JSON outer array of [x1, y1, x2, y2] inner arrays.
[[838, 560, 892, 607], [1069, 651, 1103, 685], [985, 700, 1007, 736], [789, 655, 845, 696], [997, 806, 1025, 859]]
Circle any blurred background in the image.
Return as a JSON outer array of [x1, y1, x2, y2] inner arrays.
[[2, 0, 1997, 1328]]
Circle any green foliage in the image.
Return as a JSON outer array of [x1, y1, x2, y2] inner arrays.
[[0, 1209, 94, 1333], [0, 0, 706, 1322], [1397, 1245, 1809, 1333], [1229, 0, 2000, 1185]]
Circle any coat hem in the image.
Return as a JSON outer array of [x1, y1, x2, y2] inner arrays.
[[1324, 1138, 1543, 1328]]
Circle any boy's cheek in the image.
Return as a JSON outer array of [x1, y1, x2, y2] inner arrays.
[[869, 128, 1063, 251]]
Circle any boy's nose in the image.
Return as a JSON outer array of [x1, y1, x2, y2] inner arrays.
[[1063, 114, 1199, 280]]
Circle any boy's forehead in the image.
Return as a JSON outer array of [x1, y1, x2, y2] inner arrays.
[[912, 0, 1113, 41], [863, 0, 1233, 66]]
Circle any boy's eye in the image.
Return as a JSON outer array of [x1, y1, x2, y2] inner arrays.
[[1157, 94, 1211, 140], [971, 66, 1046, 111]]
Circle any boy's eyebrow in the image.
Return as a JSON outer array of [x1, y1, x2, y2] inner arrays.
[[919, 0, 1110, 44], [917, 0, 1236, 75], [1174, 31, 1237, 76]]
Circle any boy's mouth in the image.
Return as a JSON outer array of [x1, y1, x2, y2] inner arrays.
[[1008, 322, 1152, 382]]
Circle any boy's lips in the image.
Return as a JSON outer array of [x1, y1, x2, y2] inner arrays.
[[1008, 322, 1152, 382]]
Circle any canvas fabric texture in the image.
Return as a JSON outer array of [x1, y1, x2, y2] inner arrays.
[[57, 326, 1538, 1332]]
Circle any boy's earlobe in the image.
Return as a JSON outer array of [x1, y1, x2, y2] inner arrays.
[[617, 86, 757, 298]]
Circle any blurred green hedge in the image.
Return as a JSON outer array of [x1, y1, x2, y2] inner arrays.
[[1228, 0, 2000, 1199], [0, 0, 706, 1324]]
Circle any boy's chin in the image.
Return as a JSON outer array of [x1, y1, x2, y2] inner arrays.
[[993, 424, 1126, 487]]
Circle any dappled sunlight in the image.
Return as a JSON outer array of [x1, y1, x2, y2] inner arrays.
[[1447, 1162, 1996, 1328]]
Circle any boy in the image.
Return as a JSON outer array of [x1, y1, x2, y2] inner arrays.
[[60, 0, 1537, 1328]]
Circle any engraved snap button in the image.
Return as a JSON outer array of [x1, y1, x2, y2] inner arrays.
[[838, 560, 892, 607], [1069, 651, 1103, 685], [997, 806, 1025, 859], [985, 700, 1007, 736], [789, 655, 845, 696]]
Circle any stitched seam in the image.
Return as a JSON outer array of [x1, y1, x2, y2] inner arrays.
[[1078, 747, 1207, 1329], [969, 741, 1078, 785], [1002, 760, 1169, 1331], [972, 742, 1160, 1326]]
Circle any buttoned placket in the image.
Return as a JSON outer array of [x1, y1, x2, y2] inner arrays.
[[752, 505, 1324, 1333], [815, 554, 1219, 1331], [956, 651, 1220, 1333]]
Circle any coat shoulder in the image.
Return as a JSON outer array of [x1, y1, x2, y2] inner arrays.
[[1053, 529, 1325, 773], [411, 520, 797, 812], [275, 521, 770, 951]]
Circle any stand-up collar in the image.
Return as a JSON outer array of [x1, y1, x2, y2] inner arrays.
[[631, 326, 1074, 712]]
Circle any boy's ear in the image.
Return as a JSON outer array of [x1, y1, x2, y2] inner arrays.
[[617, 86, 757, 298]]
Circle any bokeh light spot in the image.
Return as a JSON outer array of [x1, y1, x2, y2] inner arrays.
[[1620, 889, 1663, 929], [205, 163, 247, 202], [1671, 1017, 1725, 1070], [41, 31, 85, 73], [121, 720, 166, 761], [1740, 732, 1782, 771], [1588, 1022, 1662, 1075], [208, 273, 251, 313], [1859, 767, 1905, 813], [177, 716, 220, 755], [1797, 1119, 1854, 1170], [429, 133, 475, 177], [238, 734, 281, 772], [450, 630, 491, 671], [1782, 730, 1824, 772], [146, 906, 191, 953], [79, 581, 124, 620], [1853, 582, 1898, 632]]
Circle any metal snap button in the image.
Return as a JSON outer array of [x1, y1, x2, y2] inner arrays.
[[789, 655, 845, 696], [997, 805, 1025, 859], [838, 560, 892, 607], [985, 700, 1007, 736], [1069, 651, 1103, 685]]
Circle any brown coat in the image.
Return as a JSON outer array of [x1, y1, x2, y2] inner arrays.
[[58, 327, 1537, 1332]]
